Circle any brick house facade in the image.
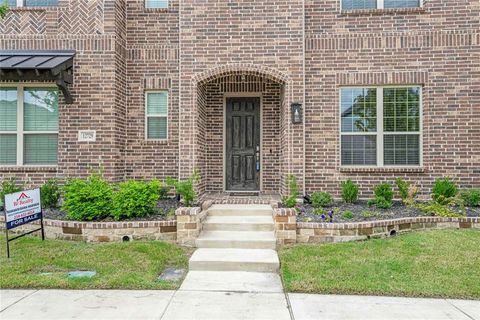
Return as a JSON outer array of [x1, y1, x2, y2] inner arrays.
[[0, 0, 479, 199]]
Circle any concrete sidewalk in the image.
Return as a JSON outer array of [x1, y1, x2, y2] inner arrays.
[[1, 289, 479, 320]]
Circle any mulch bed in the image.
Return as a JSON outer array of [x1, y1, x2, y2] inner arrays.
[[1, 198, 184, 222], [294, 201, 480, 223]]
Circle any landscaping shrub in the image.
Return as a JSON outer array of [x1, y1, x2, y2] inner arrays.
[[310, 191, 334, 208], [417, 202, 465, 218], [313, 208, 326, 215], [395, 178, 409, 202], [159, 182, 170, 200], [40, 178, 61, 209], [281, 175, 299, 208], [112, 180, 161, 220], [166, 169, 200, 207], [340, 179, 359, 204], [432, 178, 458, 205], [368, 183, 394, 209], [62, 172, 113, 221], [342, 211, 354, 220], [0, 178, 23, 208], [460, 189, 480, 207], [362, 211, 378, 218]]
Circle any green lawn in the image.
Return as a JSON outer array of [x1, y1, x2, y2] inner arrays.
[[280, 229, 480, 299], [0, 235, 191, 290]]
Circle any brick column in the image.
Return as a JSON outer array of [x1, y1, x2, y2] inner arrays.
[[273, 208, 297, 245], [175, 201, 212, 246]]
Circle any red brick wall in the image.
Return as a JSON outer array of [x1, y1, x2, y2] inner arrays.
[[1, 0, 478, 199], [304, 0, 480, 198]]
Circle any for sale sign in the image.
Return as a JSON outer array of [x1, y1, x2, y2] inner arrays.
[[4, 189, 42, 230]]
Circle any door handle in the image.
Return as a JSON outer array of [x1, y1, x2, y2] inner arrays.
[[256, 145, 260, 171]]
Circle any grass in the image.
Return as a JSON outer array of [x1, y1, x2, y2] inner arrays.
[[0, 235, 191, 290], [280, 229, 480, 299]]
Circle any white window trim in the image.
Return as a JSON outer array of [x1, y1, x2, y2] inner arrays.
[[341, 0, 423, 10], [145, 0, 169, 9], [0, 83, 59, 167], [339, 85, 423, 168], [145, 90, 169, 141]]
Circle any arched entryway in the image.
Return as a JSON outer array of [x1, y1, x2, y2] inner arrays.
[[179, 64, 301, 198]]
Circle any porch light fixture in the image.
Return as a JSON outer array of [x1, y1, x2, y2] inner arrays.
[[291, 103, 303, 124]]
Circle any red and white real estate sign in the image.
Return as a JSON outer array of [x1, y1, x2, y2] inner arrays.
[[4, 189, 42, 230]]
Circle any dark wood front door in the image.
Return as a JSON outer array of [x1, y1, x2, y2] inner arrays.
[[226, 97, 261, 191]]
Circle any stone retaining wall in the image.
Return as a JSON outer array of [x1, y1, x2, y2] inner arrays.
[[175, 200, 213, 246], [296, 217, 480, 244], [0, 216, 177, 243]]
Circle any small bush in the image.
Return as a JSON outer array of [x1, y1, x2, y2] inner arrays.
[[159, 182, 170, 200], [282, 175, 299, 208], [63, 172, 113, 221], [0, 178, 23, 208], [395, 178, 409, 201], [432, 178, 458, 205], [40, 178, 61, 209], [112, 180, 161, 220], [460, 189, 480, 207], [313, 207, 326, 215], [417, 202, 465, 218], [342, 211, 354, 220], [311, 191, 334, 208], [166, 169, 200, 207], [362, 210, 378, 219], [340, 179, 359, 204], [368, 183, 394, 209]]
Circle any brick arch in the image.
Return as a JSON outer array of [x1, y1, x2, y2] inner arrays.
[[193, 63, 291, 86]]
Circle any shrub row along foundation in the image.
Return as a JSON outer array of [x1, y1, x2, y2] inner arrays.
[[1, 205, 478, 244]]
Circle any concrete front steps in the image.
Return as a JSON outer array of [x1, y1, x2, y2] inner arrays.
[[188, 204, 279, 274]]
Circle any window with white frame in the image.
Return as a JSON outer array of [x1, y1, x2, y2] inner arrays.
[[0, 86, 59, 166], [146, 91, 168, 140], [340, 86, 421, 167], [341, 0, 421, 10], [7, 0, 58, 7], [145, 0, 168, 9]]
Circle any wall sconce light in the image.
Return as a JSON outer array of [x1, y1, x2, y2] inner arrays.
[[291, 103, 303, 124]]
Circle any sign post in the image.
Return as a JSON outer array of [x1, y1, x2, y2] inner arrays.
[[3, 188, 44, 258]]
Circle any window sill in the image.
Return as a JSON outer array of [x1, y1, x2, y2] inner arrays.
[[340, 166, 426, 173], [340, 7, 426, 16], [0, 166, 57, 173], [144, 8, 169, 13], [143, 139, 169, 145]]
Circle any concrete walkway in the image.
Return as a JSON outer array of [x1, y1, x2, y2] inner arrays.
[[1, 289, 479, 320]]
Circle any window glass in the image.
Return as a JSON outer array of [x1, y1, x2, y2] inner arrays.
[[24, 88, 59, 131], [383, 87, 419, 132], [147, 92, 168, 116], [342, 0, 376, 10], [384, 0, 420, 8], [384, 134, 420, 165], [341, 135, 377, 166], [24, 0, 58, 6], [147, 118, 167, 140], [0, 88, 17, 131], [24, 134, 58, 165], [0, 134, 17, 165], [145, 0, 168, 9], [341, 88, 376, 133]]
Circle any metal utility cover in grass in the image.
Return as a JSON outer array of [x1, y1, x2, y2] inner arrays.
[[158, 268, 185, 281], [68, 271, 96, 279]]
